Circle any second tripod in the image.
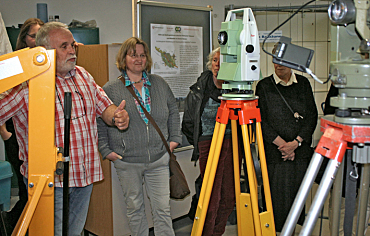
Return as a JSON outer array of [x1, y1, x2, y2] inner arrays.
[[191, 97, 276, 236]]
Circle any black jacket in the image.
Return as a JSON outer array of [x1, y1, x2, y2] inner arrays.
[[255, 74, 318, 164], [182, 70, 216, 162]]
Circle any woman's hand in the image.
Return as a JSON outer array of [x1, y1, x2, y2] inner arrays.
[[273, 136, 298, 161], [282, 151, 295, 161], [106, 152, 123, 162], [169, 142, 179, 153], [278, 141, 299, 161]]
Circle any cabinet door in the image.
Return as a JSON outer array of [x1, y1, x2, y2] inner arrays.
[[76, 44, 109, 87], [77, 44, 113, 236]]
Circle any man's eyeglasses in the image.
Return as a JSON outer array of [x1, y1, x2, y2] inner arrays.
[[56, 76, 87, 120], [26, 33, 36, 39], [71, 89, 87, 120]]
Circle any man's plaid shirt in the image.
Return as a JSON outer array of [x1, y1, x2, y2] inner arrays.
[[0, 66, 113, 187]]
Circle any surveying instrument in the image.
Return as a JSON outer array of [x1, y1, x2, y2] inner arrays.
[[281, 0, 370, 235], [191, 8, 276, 236]]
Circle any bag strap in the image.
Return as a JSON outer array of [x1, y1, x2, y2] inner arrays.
[[119, 76, 174, 159], [269, 76, 303, 122], [270, 76, 295, 116]]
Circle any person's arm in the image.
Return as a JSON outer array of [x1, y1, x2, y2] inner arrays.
[[86, 70, 129, 130], [97, 81, 126, 161], [164, 78, 182, 148], [273, 136, 286, 147], [101, 100, 129, 130], [0, 124, 11, 140], [295, 77, 318, 143], [255, 79, 280, 143], [182, 90, 197, 145], [0, 84, 26, 129], [97, 117, 122, 161]]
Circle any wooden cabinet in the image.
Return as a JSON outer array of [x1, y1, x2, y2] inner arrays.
[[76, 44, 120, 236]]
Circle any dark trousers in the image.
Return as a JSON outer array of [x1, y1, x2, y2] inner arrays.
[[4, 121, 27, 233], [198, 138, 238, 236]]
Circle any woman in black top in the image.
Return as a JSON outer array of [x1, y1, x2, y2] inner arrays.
[[255, 49, 318, 233]]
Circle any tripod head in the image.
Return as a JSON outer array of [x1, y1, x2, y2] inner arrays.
[[217, 8, 260, 98], [327, 0, 370, 124]]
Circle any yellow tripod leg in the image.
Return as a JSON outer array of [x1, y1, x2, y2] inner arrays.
[[231, 120, 254, 236], [241, 124, 262, 236], [191, 122, 226, 236], [256, 122, 276, 235], [231, 120, 242, 234]]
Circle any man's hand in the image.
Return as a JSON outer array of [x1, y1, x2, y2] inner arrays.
[[114, 100, 129, 130], [106, 152, 123, 161]]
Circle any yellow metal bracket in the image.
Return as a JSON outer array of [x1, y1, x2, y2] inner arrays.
[[0, 47, 56, 236]]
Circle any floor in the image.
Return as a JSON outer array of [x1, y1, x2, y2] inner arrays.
[[6, 183, 370, 236], [169, 182, 370, 236], [170, 216, 237, 236]]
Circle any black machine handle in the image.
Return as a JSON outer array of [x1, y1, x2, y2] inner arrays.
[[55, 151, 64, 176], [62, 92, 72, 236]]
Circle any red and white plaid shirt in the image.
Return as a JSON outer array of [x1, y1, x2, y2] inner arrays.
[[0, 66, 112, 187]]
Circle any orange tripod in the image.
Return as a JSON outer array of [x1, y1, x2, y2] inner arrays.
[[281, 116, 370, 236], [191, 97, 276, 236]]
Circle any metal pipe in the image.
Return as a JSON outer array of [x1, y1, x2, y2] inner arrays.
[[356, 163, 370, 235], [224, 4, 330, 13], [281, 152, 323, 236], [330, 155, 344, 236], [299, 159, 341, 236]]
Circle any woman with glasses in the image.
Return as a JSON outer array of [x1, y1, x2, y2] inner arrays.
[[15, 18, 44, 50], [0, 18, 44, 234], [182, 47, 241, 236], [97, 37, 181, 236]]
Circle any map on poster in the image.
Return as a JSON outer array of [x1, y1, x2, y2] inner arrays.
[[150, 23, 203, 99]]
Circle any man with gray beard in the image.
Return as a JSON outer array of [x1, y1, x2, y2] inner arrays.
[[0, 22, 129, 236]]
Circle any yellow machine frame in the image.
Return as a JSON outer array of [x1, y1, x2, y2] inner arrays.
[[0, 47, 61, 236]]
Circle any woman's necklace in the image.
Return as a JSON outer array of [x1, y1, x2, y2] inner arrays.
[[131, 79, 142, 84]]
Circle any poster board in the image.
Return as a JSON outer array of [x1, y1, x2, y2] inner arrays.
[[137, 1, 213, 149]]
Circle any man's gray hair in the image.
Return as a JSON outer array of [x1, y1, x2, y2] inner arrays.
[[36, 22, 69, 48], [206, 47, 220, 71]]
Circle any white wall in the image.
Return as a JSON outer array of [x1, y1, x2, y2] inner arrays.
[[1, 0, 331, 144], [1, 0, 310, 44]]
